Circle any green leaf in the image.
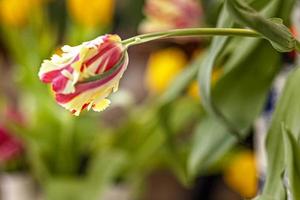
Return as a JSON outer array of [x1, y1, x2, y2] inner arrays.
[[114, 97, 200, 184], [260, 67, 300, 200], [277, 0, 296, 24], [189, 40, 280, 176], [188, 117, 236, 176], [157, 98, 202, 185], [197, 0, 279, 137], [225, 0, 295, 52], [198, 6, 235, 133], [87, 151, 126, 187], [213, 42, 280, 131], [192, 0, 292, 178], [282, 126, 300, 200], [44, 151, 126, 200]]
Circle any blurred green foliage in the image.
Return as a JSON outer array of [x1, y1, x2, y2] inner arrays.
[[0, 0, 300, 200]]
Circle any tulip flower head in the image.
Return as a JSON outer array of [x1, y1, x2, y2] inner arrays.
[[139, 0, 202, 33], [39, 34, 128, 116]]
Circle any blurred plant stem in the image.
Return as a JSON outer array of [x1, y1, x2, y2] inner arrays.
[[158, 103, 190, 185], [122, 28, 260, 47]]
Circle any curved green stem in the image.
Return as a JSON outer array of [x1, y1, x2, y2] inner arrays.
[[122, 28, 261, 47]]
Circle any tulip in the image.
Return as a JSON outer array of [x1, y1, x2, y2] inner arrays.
[[39, 34, 128, 116], [139, 0, 202, 33], [0, 126, 23, 162]]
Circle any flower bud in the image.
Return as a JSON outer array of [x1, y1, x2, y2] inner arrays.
[[39, 35, 128, 116]]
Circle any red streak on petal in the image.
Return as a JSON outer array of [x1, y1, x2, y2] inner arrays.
[[49, 67, 74, 93], [84, 43, 113, 66], [41, 69, 65, 83], [80, 64, 85, 72], [55, 62, 125, 104], [52, 76, 69, 93], [81, 103, 90, 111], [83, 43, 122, 74], [95, 48, 122, 74], [40, 55, 79, 83]]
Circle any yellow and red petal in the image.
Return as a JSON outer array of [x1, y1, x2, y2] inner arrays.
[[55, 53, 128, 116], [38, 34, 128, 115]]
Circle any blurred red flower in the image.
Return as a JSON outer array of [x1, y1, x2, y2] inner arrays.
[[0, 126, 23, 163]]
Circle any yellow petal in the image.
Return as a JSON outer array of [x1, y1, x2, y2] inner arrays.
[[92, 99, 111, 112]]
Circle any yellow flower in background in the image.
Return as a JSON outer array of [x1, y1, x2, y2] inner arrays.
[[211, 67, 223, 84], [145, 48, 187, 94], [188, 67, 223, 100], [0, 0, 43, 27], [188, 81, 200, 99], [67, 0, 115, 28], [224, 151, 258, 198]]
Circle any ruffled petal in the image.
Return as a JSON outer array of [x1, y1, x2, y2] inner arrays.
[[92, 99, 111, 112], [39, 34, 127, 115]]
